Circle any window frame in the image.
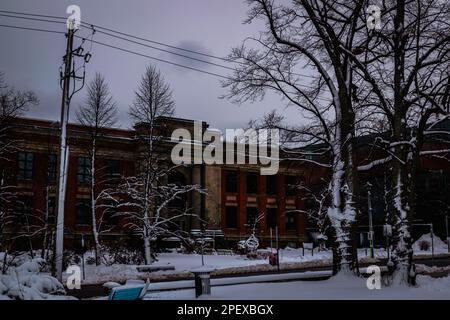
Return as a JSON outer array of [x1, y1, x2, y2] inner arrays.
[[77, 157, 92, 185], [225, 206, 238, 229], [17, 152, 34, 181]]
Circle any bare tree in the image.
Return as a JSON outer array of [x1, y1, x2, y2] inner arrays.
[[223, 0, 369, 274], [117, 65, 203, 264], [0, 71, 38, 251], [76, 73, 118, 265], [347, 0, 450, 285]]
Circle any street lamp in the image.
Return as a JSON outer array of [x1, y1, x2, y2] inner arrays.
[[367, 182, 375, 259], [446, 215, 449, 253]]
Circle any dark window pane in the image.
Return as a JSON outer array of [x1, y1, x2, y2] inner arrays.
[[285, 212, 296, 231], [246, 207, 258, 228], [103, 200, 119, 226], [225, 170, 238, 193], [266, 208, 278, 230], [225, 206, 238, 228], [75, 200, 91, 225], [266, 175, 277, 195], [246, 172, 258, 194], [77, 157, 91, 184], [16, 196, 33, 224], [285, 176, 298, 197], [17, 152, 34, 180], [47, 197, 56, 224], [106, 159, 121, 183], [48, 154, 57, 182]]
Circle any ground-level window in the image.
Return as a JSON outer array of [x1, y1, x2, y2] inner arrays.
[[102, 200, 119, 226], [225, 206, 238, 228], [285, 212, 296, 231], [47, 197, 56, 224], [15, 195, 33, 224], [17, 152, 34, 180], [266, 208, 278, 230], [75, 200, 91, 225], [246, 207, 258, 228]]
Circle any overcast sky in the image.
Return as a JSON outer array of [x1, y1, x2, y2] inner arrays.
[[0, 0, 296, 131]]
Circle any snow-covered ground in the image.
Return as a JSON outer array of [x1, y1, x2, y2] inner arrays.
[[73, 241, 448, 285], [144, 273, 450, 300], [0, 258, 75, 300]]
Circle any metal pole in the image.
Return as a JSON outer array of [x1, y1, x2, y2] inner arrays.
[[446, 216, 449, 254], [276, 226, 280, 273], [270, 228, 273, 252], [367, 183, 374, 259], [430, 223, 434, 266], [81, 235, 85, 281]]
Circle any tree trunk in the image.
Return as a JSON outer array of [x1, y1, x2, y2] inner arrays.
[[91, 140, 100, 265]]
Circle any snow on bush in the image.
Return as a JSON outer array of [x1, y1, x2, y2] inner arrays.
[[0, 257, 69, 300], [413, 233, 448, 253]]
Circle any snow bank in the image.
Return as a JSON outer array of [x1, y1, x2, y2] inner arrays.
[[0, 257, 74, 300]]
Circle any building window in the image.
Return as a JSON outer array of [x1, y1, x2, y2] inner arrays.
[[16, 196, 33, 224], [17, 152, 34, 180], [285, 212, 296, 231], [266, 208, 277, 230], [75, 200, 91, 225], [225, 170, 238, 193], [266, 175, 277, 195], [77, 157, 91, 184], [285, 176, 298, 197], [105, 159, 121, 183], [225, 206, 238, 228], [47, 197, 56, 224], [246, 172, 258, 194], [246, 207, 258, 228], [48, 154, 57, 182], [103, 200, 119, 226]]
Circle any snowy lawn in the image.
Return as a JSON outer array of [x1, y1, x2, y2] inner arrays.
[[73, 244, 448, 285], [144, 274, 450, 300]]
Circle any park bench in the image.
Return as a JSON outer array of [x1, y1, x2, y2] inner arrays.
[[216, 249, 234, 255], [108, 280, 149, 300], [302, 242, 315, 256]]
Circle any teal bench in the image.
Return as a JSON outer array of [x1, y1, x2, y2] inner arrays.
[[108, 280, 149, 300]]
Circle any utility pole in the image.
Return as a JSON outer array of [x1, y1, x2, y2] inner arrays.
[[367, 182, 374, 259], [54, 27, 75, 282]]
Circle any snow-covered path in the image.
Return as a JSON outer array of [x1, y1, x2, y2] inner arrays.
[[144, 274, 450, 300]]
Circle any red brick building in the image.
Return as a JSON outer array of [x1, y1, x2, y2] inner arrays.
[[2, 116, 450, 252]]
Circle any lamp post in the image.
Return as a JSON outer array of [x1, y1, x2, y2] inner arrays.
[[446, 215, 449, 253], [367, 182, 374, 259]]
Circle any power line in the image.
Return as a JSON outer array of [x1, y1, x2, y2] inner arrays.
[[0, 13, 66, 25], [0, 9, 317, 80], [0, 23, 65, 35], [75, 36, 232, 80], [0, 19, 332, 103]]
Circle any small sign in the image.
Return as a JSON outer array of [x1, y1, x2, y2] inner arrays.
[[383, 224, 392, 237]]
